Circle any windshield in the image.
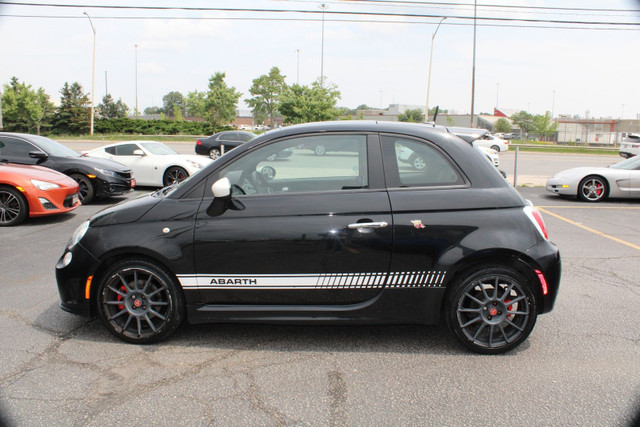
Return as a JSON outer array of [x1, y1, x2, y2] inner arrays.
[[611, 156, 640, 170], [31, 135, 80, 157], [140, 142, 178, 155]]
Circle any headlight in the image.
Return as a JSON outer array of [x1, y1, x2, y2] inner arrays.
[[187, 160, 202, 169], [93, 167, 118, 177], [68, 220, 90, 249], [31, 179, 61, 191]]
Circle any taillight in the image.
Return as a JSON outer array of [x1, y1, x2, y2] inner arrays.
[[535, 270, 549, 295], [196, 140, 202, 145], [523, 202, 549, 240]]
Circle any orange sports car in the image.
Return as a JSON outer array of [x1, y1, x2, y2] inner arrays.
[[0, 162, 81, 226]]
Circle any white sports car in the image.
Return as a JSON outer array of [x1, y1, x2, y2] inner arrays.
[[84, 141, 212, 187], [546, 155, 640, 202]]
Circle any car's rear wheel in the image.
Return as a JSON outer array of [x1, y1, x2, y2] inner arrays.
[[69, 173, 95, 204], [445, 266, 537, 354], [96, 259, 185, 344], [163, 166, 189, 187], [491, 145, 500, 152], [314, 144, 326, 155], [0, 186, 28, 226], [409, 153, 426, 170], [578, 175, 608, 202], [209, 148, 221, 159]]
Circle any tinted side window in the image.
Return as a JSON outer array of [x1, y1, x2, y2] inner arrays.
[[0, 137, 39, 158], [218, 134, 368, 195], [239, 133, 254, 142], [382, 136, 464, 187], [105, 146, 116, 155], [114, 144, 139, 156]]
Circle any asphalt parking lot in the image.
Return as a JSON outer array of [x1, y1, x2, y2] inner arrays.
[[1, 164, 640, 425]]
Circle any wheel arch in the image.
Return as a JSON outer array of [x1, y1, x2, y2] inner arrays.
[[0, 183, 30, 215], [442, 249, 548, 314], [87, 248, 186, 317]]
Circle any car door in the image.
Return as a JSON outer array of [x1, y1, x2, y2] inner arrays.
[[191, 133, 392, 305], [381, 135, 475, 287], [0, 135, 44, 165], [110, 143, 154, 185]]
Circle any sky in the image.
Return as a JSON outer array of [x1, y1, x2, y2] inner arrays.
[[1, 0, 639, 120]]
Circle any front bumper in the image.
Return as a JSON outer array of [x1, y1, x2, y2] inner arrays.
[[93, 175, 134, 197], [545, 178, 575, 197], [55, 243, 100, 317]]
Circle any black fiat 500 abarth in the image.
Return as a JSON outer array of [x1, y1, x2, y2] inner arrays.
[[56, 121, 560, 354]]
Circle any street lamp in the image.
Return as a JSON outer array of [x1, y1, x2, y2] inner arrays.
[[83, 11, 96, 135], [319, 3, 327, 86], [425, 17, 446, 123]]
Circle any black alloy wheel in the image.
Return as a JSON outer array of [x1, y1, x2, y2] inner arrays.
[[96, 259, 185, 343], [446, 266, 537, 354], [491, 145, 500, 152], [578, 175, 608, 202], [0, 186, 28, 226], [209, 148, 221, 159], [70, 173, 95, 204], [163, 166, 189, 187]]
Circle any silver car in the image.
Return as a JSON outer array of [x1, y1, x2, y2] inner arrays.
[[546, 155, 640, 202]]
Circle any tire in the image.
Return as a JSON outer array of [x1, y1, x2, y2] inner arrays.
[[96, 259, 185, 344], [163, 166, 189, 187], [409, 154, 426, 170], [445, 266, 538, 354], [491, 145, 500, 152], [0, 186, 28, 226], [209, 148, 221, 160], [314, 144, 326, 155], [70, 173, 95, 204], [578, 175, 608, 202]]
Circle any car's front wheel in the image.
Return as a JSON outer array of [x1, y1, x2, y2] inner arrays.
[[578, 175, 608, 202], [0, 186, 28, 226], [491, 145, 500, 152], [70, 173, 95, 204], [96, 259, 185, 344], [163, 166, 189, 187], [409, 154, 426, 170], [445, 266, 538, 354]]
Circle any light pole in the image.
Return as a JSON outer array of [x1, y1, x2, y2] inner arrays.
[[296, 49, 300, 84], [319, 3, 327, 86], [134, 44, 139, 118], [470, 0, 477, 127], [425, 17, 446, 123], [83, 11, 96, 135]]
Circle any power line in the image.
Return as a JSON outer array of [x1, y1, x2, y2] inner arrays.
[[2, 13, 638, 31], [0, 3, 638, 27]]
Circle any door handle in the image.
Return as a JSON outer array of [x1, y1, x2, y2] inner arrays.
[[348, 221, 388, 230]]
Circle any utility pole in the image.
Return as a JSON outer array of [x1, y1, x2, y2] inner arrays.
[[470, 0, 477, 127], [319, 3, 327, 86], [296, 49, 300, 84], [0, 87, 3, 130], [135, 44, 139, 118], [83, 11, 96, 135], [425, 17, 446, 123]]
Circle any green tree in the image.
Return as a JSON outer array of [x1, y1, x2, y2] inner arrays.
[[143, 106, 162, 115], [162, 91, 185, 117], [185, 90, 206, 118], [53, 82, 90, 134], [245, 67, 286, 127], [278, 80, 341, 124], [1, 77, 55, 134], [533, 111, 558, 141], [511, 111, 534, 138], [204, 72, 242, 132], [96, 94, 129, 119], [398, 108, 425, 123], [494, 117, 512, 133]]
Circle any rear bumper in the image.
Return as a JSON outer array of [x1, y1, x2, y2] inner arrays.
[[524, 240, 561, 314]]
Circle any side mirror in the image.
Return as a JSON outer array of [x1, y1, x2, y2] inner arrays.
[[29, 151, 48, 164], [211, 177, 231, 198], [133, 149, 145, 156]]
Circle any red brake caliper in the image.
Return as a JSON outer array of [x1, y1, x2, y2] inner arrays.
[[117, 286, 127, 310], [505, 299, 514, 321]]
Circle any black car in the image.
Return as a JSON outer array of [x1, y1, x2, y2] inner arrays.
[[195, 130, 256, 159], [56, 121, 560, 354], [0, 133, 134, 204]]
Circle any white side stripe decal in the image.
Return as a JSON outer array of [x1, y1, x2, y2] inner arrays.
[[177, 271, 447, 290]]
